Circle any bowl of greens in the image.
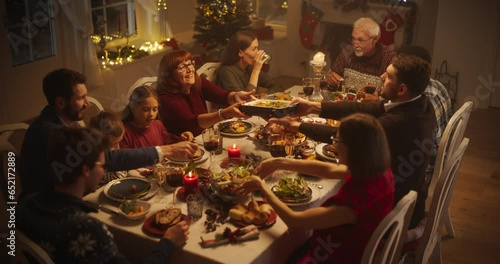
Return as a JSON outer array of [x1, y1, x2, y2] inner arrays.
[[271, 177, 312, 204]]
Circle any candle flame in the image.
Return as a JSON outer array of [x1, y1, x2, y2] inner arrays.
[[188, 171, 192, 177], [232, 143, 236, 149]]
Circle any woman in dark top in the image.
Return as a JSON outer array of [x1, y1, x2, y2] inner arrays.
[[218, 30, 282, 94], [238, 113, 395, 263], [157, 50, 255, 136]]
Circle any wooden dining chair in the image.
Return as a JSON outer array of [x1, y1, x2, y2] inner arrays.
[[0, 122, 29, 154], [127, 76, 158, 102], [15, 229, 54, 264], [197, 62, 221, 113], [427, 101, 473, 238], [361, 191, 418, 264], [77, 96, 105, 127], [402, 137, 469, 264]]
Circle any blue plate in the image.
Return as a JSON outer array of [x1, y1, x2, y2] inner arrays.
[[106, 178, 151, 200]]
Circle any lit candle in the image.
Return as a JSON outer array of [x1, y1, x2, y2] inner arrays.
[[228, 144, 241, 158], [183, 171, 199, 196]]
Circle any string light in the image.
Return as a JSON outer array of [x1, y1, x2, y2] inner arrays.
[[157, 0, 167, 11]]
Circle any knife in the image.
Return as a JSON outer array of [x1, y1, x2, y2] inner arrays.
[[99, 204, 119, 216]]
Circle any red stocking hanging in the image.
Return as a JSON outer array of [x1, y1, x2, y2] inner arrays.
[[299, 1, 323, 49], [379, 11, 405, 47]]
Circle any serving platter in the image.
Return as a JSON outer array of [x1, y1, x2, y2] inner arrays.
[[231, 201, 277, 230], [240, 99, 297, 118], [142, 211, 190, 236]]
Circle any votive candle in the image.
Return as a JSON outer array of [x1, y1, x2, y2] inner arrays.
[[183, 171, 199, 196], [228, 144, 241, 158]]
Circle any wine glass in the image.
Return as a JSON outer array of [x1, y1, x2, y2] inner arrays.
[[165, 164, 185, 208], [302, 77, 314, 100], [202, 127, 221, 164], [284, 133, 296, 159], [268, 134, 286, 157], [153, 161, 167, 201]]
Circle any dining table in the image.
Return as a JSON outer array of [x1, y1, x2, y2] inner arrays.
[[83, 85, 345, 263]]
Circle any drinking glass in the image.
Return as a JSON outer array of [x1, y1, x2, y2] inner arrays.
[[186, 194, 204, 221], [268, 134, 286, 157], [202, 127, 221, 164], [284, 133, 296, 159], [302, 77, 314, 100], [165, 164, 185, 208], [153, 161, 167, 200]]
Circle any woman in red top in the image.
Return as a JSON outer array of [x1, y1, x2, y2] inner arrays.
[[157, 50, 255, 137], [120, 85, 193, 149], [238, 113, 394, 264]]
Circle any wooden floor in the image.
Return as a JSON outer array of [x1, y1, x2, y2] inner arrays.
[[275, 76, 500, 263]]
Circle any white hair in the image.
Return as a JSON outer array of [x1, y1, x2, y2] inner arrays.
[[353, 17, 380, 37]]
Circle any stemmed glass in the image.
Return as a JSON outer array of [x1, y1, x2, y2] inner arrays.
[[284, 133, 296, 159], [165, 164, 185, 208], [202, 127, 221, 164], [153, 161, 167, 201]]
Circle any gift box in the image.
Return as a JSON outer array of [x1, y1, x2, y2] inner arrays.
[[251, 17, 266, 30], [200, 225, 260, 247]]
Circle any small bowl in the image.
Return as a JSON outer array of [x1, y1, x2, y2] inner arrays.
[[119, 200, 151, 220]]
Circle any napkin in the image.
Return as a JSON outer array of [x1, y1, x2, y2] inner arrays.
[[200, 225, 260, 248]]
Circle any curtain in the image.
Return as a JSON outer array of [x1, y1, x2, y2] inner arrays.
[[56, 0, 103, 88]]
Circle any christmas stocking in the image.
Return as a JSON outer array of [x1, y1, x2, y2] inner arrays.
[[379, 11, 405, 47], [299, 1, 323, 49]]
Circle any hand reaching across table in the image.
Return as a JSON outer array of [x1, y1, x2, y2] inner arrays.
[[163, 220, 190, 248], [161, 141, 198, 160]]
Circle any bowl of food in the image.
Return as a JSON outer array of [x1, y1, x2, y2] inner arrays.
[[240, 99, 297, 118], [209, 158, 254, 202], [119, 200, 151, 220], [271, 177, 312, 204]]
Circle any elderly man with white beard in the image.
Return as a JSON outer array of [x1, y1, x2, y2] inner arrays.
[[326, 17, 396, 91]]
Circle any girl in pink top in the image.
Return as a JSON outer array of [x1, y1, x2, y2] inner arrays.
[[238, 113, 395, 263], [120, 85, 193, 149]]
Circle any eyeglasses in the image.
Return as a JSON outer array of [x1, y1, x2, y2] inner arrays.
[[95, 161, 108, 172], [330, 135, 344, 145], [176, 60, 195, 72], [351, 36, 374, 46]]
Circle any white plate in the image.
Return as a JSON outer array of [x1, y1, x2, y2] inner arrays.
[[103, 177, 158, 202], [127, 168, 152, 178], [315, 143, 339, 163], [167, 149, 209, 164], [217, 119, 255, 137], [301, 117, 327, 125], [272, 184, 320, 207]]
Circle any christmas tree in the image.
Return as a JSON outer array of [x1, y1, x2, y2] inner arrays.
[[193, 0, 253, 52]]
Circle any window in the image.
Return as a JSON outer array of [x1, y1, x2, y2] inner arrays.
[[5, 0, 56, 66], [91, 0, 136, 40], [252, 0, 288, 28]]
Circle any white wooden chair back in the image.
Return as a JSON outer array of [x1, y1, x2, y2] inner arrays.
[[415, 137, 469, 264], [78, 96, 105, 127], [427, 101, 473, 238], [196, 62, 221, 83], [197, 62, 221, 113], [127, 76, 158, 101], [0, 123, 29, 154], [15, 229, 54, 264], [362, 191, 418, 264], [430, 101, 473, 191]]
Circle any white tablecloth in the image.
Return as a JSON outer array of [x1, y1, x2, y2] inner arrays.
[[83, 86, 344, 263]]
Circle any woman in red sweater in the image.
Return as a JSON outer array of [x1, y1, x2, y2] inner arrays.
[[157, 50, 255, 137], [238, 113, 395, 264]]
